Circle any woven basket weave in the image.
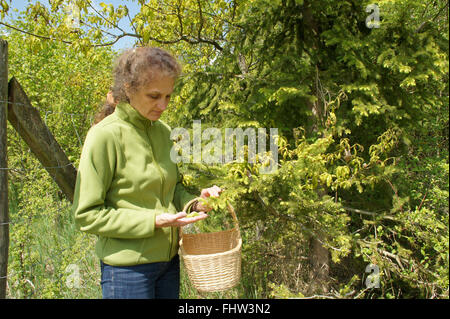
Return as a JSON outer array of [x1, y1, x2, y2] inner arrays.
[[179, 198, 242, 292]]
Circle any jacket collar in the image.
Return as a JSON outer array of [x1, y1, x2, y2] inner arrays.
[[115, 102, 154, 129]]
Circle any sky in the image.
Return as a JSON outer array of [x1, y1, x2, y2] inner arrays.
[[2, 0, 142, 51]]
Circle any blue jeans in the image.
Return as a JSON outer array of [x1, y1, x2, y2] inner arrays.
[[100, 255, 180, 299]]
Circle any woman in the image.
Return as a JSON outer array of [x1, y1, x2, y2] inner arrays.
[[72, 47, 222, 299]]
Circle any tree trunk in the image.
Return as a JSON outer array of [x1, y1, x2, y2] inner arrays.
[[302, 0, 330, 294]]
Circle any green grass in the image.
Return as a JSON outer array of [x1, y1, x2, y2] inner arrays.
[[6, 196, 250, 299], [7, 196, 102, 298]]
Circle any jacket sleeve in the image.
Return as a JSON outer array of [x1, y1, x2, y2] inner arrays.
[[172, 165, 197, 212], [72, 126, 156, 239]]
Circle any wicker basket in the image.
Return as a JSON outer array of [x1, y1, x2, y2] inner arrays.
[[179, 198, 242, 292]]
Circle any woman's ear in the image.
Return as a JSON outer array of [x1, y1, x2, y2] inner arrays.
[[106, 91, 117, 106]]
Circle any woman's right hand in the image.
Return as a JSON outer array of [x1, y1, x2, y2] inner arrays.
[[155, 212, 208, 228]]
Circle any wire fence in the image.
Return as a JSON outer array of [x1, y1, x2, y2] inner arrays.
[[2, 98, 102, 298], [1, 98, 92, 164]]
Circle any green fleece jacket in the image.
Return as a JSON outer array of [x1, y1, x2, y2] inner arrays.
[[72, 102, 196, 266]]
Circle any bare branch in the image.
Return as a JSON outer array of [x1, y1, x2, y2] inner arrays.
[[126, 6, 142, 45], [343, 206, 398, 222], [0, 21, 72, 44], [86, 0, 126, 34], [415, 0, 449, 33], [197, 0, 204, 40], [0, 21, 140, 48]]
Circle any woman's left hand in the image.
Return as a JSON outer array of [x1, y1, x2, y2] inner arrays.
[[195, 185, 222, 212]]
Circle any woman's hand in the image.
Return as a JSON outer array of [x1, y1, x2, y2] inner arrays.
[[155, 212, 208, 228], [195, 185, 223, 212], [155, 185, 222, 227]]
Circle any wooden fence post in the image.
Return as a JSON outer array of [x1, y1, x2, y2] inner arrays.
[[0, 38, 9, 299], [7, 77, 77, 203]]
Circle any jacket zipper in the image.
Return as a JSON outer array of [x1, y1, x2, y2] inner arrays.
[[146, 122, 172, 259]]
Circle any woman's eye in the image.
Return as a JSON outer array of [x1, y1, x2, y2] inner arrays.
[[149, 95, 159, 99]]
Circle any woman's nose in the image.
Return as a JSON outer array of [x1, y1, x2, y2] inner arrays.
[[156, 100, 168, 111]]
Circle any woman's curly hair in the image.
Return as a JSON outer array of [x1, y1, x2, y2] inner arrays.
[[94, 47, 181, 124]]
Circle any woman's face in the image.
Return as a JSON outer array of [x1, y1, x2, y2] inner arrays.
[[126, 73, 175, 121]]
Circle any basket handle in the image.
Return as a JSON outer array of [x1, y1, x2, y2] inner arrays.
[[179, 197, 239, 237]]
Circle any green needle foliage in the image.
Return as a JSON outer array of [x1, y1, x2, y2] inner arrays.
[[1, 0, 448, 298]]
